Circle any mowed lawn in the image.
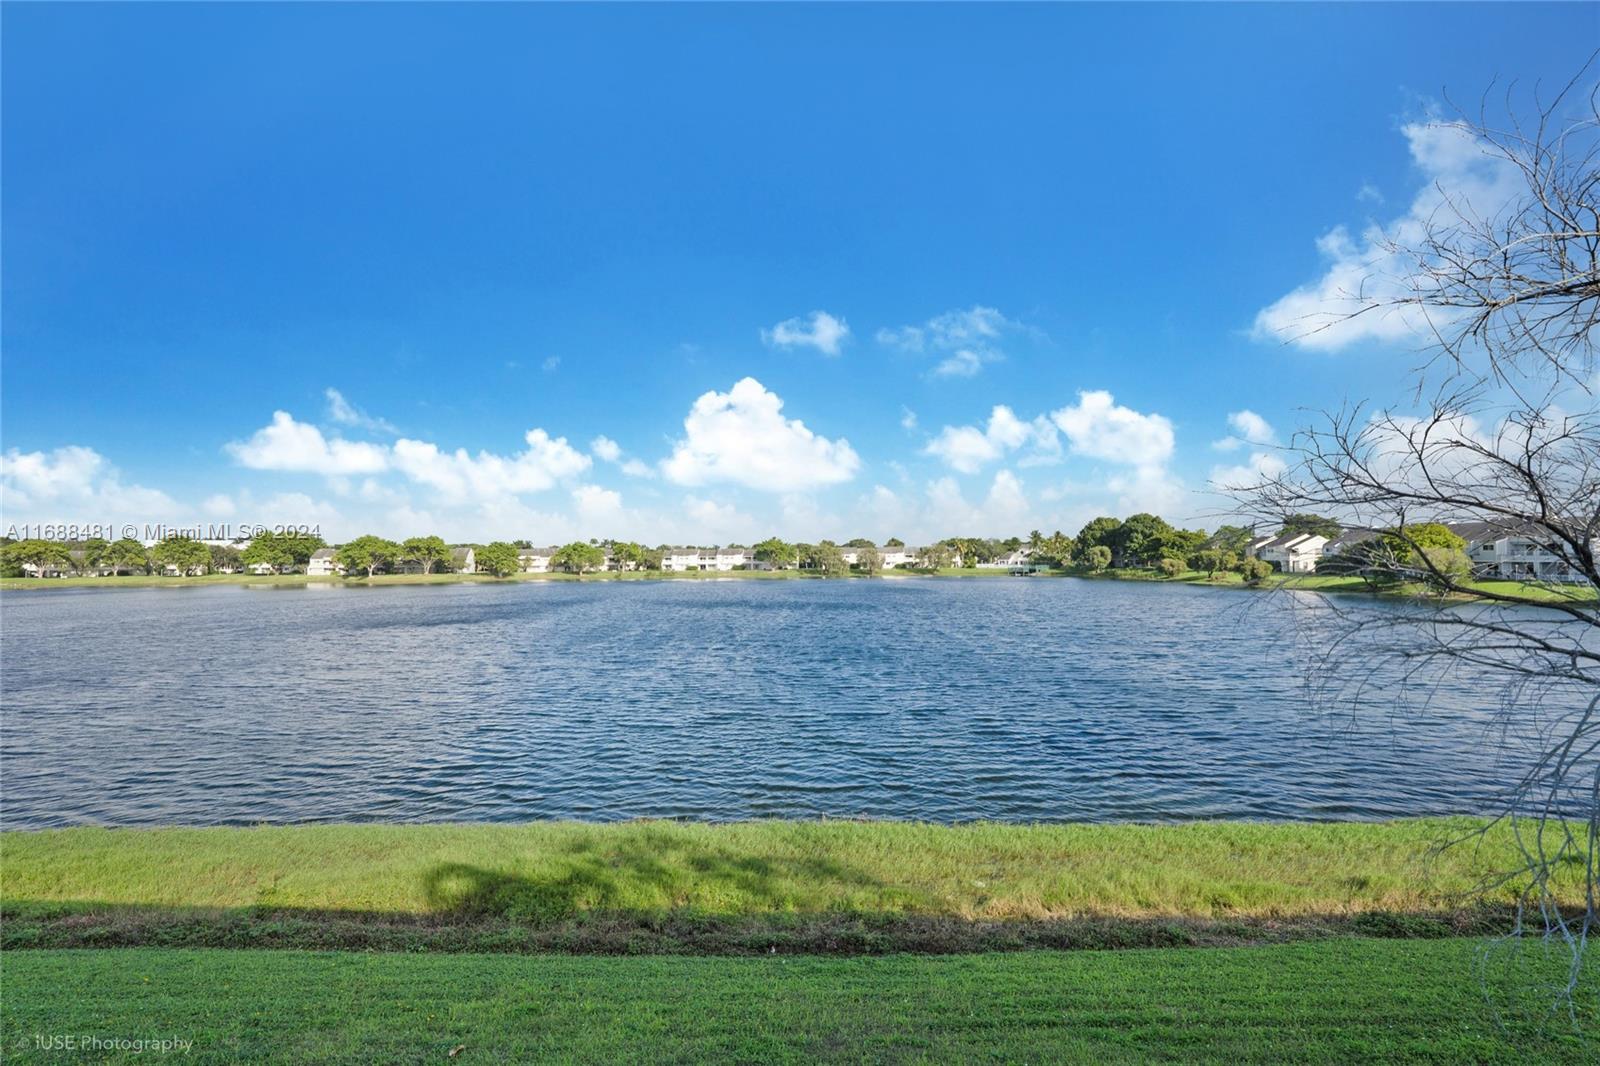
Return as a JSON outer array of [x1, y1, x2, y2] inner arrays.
[[3, 940, 1595, 1064], [2, 818, 1569, 922]]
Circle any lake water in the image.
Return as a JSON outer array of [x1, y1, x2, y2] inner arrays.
[[0, 578, 1541, 828]]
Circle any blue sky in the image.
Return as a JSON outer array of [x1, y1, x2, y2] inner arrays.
[[3, 4, 1595, 544]]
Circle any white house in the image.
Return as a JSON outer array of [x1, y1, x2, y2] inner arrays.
[[307, 548, 343, 576], [450, 546, 476, 574], [517, 546, 557, 573], [246, 561, 277, 575], [660, 547, 754, 572], [1452, 522, 1596, 584], [1255, 532, 1330, 573]]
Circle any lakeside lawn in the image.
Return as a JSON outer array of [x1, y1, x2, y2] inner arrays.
[[4, 940, 1595, 1063], [3, 819, 1580, 954], [2, 566, 1586, 602]]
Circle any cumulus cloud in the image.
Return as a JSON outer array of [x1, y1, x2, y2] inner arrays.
[[924, 405, 1058, 473], [1212, 409, 1278, 451], [762, 311, 850, 356], [0, 445, 179, 520], [877, 306, 1019, 378], [227, 412, 391, 475], [389, 429, 590, 503], [1050, 390, 1175, 468], [1254, 118, 1521, 350], [661, 377, 860, 491], [1209, 450, 1288, 492], [590, 436, 623, 462], [325, 388, 397, 434], [572, 484, 623, 522]]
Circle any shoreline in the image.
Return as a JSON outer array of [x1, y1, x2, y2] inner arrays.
[[1, 566, 1587, 602], [2, 817, 1575, 956]]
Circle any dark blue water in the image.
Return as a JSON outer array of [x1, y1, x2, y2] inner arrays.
[[0, 579, 1535, 828]]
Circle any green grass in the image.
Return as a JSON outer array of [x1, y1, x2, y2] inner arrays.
[[2, 819, 1577, 954], [0, 567, 1008, 590], [3, 940, 1594, 1063]]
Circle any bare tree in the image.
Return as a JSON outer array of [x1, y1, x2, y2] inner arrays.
[[1236, 65, 1600, 1007]]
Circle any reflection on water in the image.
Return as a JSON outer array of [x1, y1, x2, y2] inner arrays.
[[0, 579, 1546, 827]]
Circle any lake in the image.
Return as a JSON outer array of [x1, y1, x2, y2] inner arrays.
[[0, 578, 1537, 828]]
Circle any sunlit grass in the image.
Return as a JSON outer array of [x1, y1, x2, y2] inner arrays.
[[2, 818, 1574, 921]]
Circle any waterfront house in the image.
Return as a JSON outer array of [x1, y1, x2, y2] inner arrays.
[[660, 546, 753, 572], [449, 546, 476, 574], [1450, 522, 1596, 583], [1256, 532, 1329, 573], [246, 561, 277, 575], [517, 546, 558, 573], [307, 548, 343, 576]]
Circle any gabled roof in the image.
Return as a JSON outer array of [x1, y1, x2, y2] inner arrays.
[[310, 548, 337, 560]]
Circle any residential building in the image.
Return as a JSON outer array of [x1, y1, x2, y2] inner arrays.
[[1451, 522, 1596, 584], [517, 546, 558, 573], [307, 548, 343, 576], [1255, 532, 1330, 573], [449, 546, 476, 574], [659, 546, 754, 572]]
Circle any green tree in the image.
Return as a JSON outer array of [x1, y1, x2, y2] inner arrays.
[[1084, 545, 1112, 572], [918, 543, 954, 570], [337, 535, 401, 578], [1207, 525, 1255, 555], [845, 538, 876, 549], [1190, 548, 1237, 577], [754, 537, 796, 570], [1239, 558, 1275, 585], [552, 541, 606, 574], [855, 544, 883, 577], [1075, 517, 1123, 558], [106, 537, 149, 575], [4, 539, 71, 577], [208, 543, 242, 573], [812, 541, 849, 577], [1280, 514, 1343, 540], [884, 537, 905, 548], [1037, 531, 1074, 568], [82, 537, 111, 574], [611, 542, 647, 571], [241, 538, 291, 574], [1157, 557, 1185, 578], [149, 536, 210, 576], [401, 535, 451, 575], [1112, 513, 1176, 567], [476, 541, 521, 577]]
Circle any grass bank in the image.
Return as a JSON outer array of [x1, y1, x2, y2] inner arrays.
[[2, 819, 1575, 953], [3, 940, 1594, 1063], [0, 567, 1014, 590]]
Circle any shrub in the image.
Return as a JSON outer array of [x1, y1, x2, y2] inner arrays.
[[1418, 546, 1472, 590], [1156, 558, 1184, 578], [1239, 558, 1274, 585]]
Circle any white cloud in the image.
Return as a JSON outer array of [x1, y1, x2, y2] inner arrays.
[[542, 356, 561, 373], [877, 306, 1019, 378], [619, 459, 654, 479], [1050, 390, 1175, 468], [762, 311, 850, 356], [924, 405, 1058, 474], [1254, 118, 1521, 350], [0, 445, 179, 521], [899, 406, 918, 431], [325, 388, 397, 434], [1209, 450, 1288, 492], [661, 377, 860, 491], [932, 349, 991, 378], [227, 412, 391, 475], [590, 436, 622, 463], [1212, 409, 1278, 451], [572, 484, 623, 522], [389, 429, 590, 504]]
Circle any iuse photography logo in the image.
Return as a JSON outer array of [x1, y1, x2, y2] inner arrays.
[[3, 523, 322, 542], [23, 1033, 193, 1055]]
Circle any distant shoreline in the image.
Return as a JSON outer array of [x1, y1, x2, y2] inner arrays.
[[2, 565, 1589, 602]]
